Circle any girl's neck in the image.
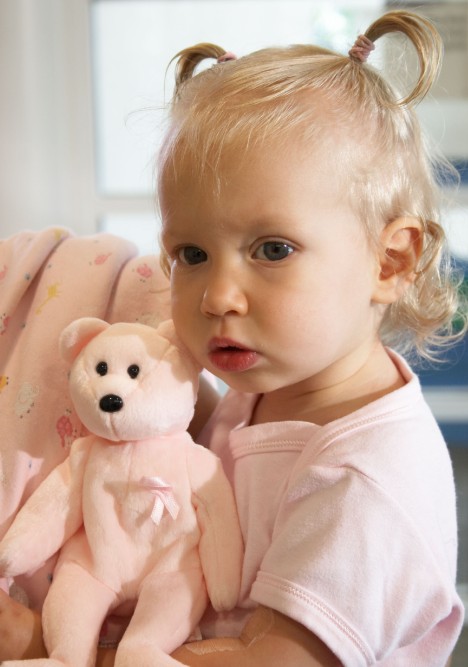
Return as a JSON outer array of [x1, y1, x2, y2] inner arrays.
[[250, 344, 405, 427]]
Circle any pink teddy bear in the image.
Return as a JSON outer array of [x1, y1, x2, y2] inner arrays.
[[0, 318, 243, 667]]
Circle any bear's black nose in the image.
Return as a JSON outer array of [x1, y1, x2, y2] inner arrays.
[[99, 394, 124, 413]]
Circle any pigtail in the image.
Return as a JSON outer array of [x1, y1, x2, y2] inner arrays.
[[363, 10, 443, 107], [345, 11, 464, 359], [171, 43, 228, 99]]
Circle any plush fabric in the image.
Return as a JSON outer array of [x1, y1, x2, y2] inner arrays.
[[0, 228, 171, 608], [0, 318, 243, 667]]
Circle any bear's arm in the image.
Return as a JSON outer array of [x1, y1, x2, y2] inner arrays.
[[0, 437, 91, 577], [188, 445, 243, 612]]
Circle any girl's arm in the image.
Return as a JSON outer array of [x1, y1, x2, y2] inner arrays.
[[0, 597, 453, 667], [0, 590, 46, 661], [96, 607, 341, 667], [172, 606, 342, 667], [0, 598, 340, 666]]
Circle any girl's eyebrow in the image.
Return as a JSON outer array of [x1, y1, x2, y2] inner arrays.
[[159, 229, 177, 248], [160, 223, 183, 239], [160, 228, 202, 250]]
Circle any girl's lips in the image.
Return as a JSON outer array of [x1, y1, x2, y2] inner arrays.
[[208, 338, 258, 373]]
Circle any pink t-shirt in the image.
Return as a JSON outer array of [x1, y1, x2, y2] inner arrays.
[[200, 351, 464, 666]]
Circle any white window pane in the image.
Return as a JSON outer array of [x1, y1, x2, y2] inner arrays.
[[99, 213, 161, 256], [91, 0, 384, 196]]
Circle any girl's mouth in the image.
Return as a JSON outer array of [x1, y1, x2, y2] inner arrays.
[[208, 338, 258, 373]]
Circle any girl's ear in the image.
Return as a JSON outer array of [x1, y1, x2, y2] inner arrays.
[[372, 217, 423, 305]]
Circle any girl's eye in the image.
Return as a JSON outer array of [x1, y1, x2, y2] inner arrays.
[[177, 246, 207, 265], [254, 241, 294, 262]]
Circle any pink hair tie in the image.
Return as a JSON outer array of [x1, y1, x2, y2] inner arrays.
[[217, 51, 237, 63], [348, 35, 375, 63]]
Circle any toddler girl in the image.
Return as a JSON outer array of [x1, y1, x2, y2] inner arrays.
[[1, 8, 466, 667], [160, 8, 465, 667]]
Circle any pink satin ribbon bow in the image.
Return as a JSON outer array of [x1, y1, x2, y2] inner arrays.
[[140, 476, 180, 525]]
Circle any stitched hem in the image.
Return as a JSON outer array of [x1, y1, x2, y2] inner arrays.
[[252, 571, 374, 665]]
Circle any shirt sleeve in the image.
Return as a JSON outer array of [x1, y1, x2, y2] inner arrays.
[[250, 463, 463, 666]]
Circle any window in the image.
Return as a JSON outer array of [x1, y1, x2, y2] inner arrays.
[[90, 0, 384, 252]]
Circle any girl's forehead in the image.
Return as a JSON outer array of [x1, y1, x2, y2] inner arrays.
[[159, 135, 357, 242], [160, 129, 352, 210]]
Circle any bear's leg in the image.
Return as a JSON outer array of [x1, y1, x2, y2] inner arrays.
[[43, 559, 118, 667], [115, 567, 208, 667]]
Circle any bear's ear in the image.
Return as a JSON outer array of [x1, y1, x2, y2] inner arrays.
[[60, 317, 110, 364]]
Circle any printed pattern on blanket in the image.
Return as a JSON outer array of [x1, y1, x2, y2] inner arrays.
[[0, 227, 170, 609]]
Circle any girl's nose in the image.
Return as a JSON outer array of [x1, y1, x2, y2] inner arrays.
[[200, 272, 248, 318]]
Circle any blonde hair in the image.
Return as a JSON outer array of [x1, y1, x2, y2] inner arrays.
[[158, 10, 466, 361]]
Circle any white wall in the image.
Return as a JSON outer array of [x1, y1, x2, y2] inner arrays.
[[0, 0, 95, 237]]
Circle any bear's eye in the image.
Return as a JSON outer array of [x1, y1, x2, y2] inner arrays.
[[127, 364, 140, 379], [96, 361, 108, 376]]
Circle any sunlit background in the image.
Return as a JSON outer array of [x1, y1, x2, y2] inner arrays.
[[91, 0, 468, 261]]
